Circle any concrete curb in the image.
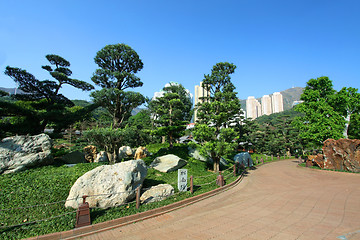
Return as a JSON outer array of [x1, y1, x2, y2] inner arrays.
[[27, 171, 245, 240]]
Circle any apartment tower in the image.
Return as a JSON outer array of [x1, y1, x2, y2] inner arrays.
[[194, 82, 210, 122], [246, 96, 262, 119], [261, 95, 272, 115], [271, 92, 284, 113]]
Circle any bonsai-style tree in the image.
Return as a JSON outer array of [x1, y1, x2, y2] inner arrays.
[[193, 62, 242, 172], [2, 54, 95, 136], [90, 43, 145, 129], [86, 44, 146, 162], [148, 82, 192, 147]]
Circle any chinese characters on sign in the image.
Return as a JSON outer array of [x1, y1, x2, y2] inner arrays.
[[178, 169, 188, 192]]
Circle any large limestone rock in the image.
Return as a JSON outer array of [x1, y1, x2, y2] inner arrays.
[[61, 151, 86, 164], [65, 160, 147, 209], [118, 146, 133, 161], [323, 139, 360, 172], [140, 184, 174, 204], [150, 154, 187, 173], [0, 134, 53, 174], [134, 147, 149, 160]]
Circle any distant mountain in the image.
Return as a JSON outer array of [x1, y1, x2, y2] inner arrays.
[[239, 87, 304, 111], [280, 87, 304, 110], [0, 87, 25, 95]]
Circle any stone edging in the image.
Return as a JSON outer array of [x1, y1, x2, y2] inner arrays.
[[27, 171, 245, 240], [296, 162, 360, 175]]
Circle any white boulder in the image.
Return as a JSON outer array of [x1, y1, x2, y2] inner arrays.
[[149, 154, 187, 173], [0, 134, 53, 174], [140, 184, 174, 204], [65, 159, 147, 209], [118, 146, 133, 161]]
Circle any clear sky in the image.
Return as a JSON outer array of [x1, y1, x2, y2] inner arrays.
[[1, 0, 359, 101]]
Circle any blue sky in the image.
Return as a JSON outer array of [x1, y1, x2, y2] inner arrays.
[[1, 0, 359, 101]]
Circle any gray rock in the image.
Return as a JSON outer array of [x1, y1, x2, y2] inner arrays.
[[188, 147, 207, 162], [188, 147, 228, 167], [150, 154, 187, 173], [140, 184, 174, 204], [61, 151, 86, 164], [0, 133, 53, 174], [234, 152, 253, 167], [118, 146, 133, 161], [95, 151, 109, 163], [65, 159, 147, 209]]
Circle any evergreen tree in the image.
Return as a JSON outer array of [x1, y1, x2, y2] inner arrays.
[[90, 43, 145, 128], [2, 54, 95, 136], [193, 62, 242, 172], [148, 83, 192, 147]]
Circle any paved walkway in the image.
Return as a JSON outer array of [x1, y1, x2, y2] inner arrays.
[[79, 160, 360, 240]]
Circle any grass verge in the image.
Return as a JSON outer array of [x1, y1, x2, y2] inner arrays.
[[0, 143, 271, 239]]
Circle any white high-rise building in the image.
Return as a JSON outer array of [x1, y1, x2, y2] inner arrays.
[[194, 82, 210, 122], [246, 96, 262, 120], [272, 92, 284, 113], [261, 95, 272, 115]]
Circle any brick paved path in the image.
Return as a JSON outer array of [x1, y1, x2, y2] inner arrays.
[[79, 160, 360, 240]]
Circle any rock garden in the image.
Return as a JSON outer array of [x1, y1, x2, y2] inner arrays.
[[0, 133, 266, 239]]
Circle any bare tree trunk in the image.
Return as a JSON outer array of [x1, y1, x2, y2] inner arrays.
[[212, 152, 220, 172], [169, 133, 173, 148], [343, 114, 351, 139], [106, 149, 118, 164]]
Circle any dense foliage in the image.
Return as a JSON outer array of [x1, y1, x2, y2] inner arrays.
[[245, 109, 303, 156], [90, 43, 145, 129], [193, 62, 242, 172], [293, 76, 360, 148], [1, 54, 95, 137], [149, 83, 193, 147]]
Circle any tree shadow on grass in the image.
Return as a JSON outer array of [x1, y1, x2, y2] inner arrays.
[[142, 179, 166, 189]]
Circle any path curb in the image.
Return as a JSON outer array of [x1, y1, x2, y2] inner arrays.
[[27, 171, 245, 240]]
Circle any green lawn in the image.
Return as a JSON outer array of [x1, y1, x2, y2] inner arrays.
[[0, 143, 272, 239]]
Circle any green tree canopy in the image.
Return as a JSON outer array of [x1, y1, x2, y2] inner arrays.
[[293, 76, 345, 148], [2, 54, 95, 136], [332, 87, 360, 138], [90, 43, 145, 128], [193, 62, 242, 172], [148, 83, 192, 147]]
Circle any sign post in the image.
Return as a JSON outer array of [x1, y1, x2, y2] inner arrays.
[[178, 169, 188, 192]]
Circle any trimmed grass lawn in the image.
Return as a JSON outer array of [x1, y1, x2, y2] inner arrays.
[[0, 143, 273, 239]]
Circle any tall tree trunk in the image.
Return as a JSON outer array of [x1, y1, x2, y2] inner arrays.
[[343, 114, 351, 139], [212, 152, 220, 172], [169, 132, 173, 148]]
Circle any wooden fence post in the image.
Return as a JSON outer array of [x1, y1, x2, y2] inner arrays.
[[75, 195, 91, 228], [136, 187, 140, 209], [216, 171, 225, 187], [190, 176, 194, 194]]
